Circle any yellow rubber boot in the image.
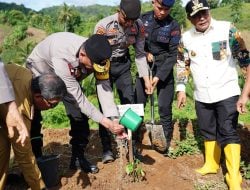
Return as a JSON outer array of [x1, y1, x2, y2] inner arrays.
[[196, 141, 221, 175], [224, 144, 242, 190]]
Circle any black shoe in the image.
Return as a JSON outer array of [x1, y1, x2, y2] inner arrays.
[[102, 150, 114, 163], [70, 155, 99, 174], [133, 148, 144, 161]]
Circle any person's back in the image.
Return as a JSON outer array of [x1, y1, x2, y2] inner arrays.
[[27, 32, 86, 76]]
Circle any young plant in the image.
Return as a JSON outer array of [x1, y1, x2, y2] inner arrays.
[[125, 159, 146, 182], [166, 133, 201, 159]]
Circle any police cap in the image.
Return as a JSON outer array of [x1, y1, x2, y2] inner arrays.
[[120, 0, 141, 20], [185, 0, 209, 17], [161, 0, 175, 7], [85, 34, 112, 66]]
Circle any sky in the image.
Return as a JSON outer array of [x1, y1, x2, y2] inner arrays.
[[0, 0, 188, 11], [0, 0, 150, 11]]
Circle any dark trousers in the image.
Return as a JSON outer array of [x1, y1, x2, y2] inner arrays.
[[68, 113, 90, 148], [195, 95, 240, 147], [30, 110, 43, 158], [99, 59, 134, 149], [134, 72, 174, 134], [31, 109, 90, 158]]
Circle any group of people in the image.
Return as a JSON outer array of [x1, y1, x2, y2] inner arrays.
[[0, 0, 249, 189]]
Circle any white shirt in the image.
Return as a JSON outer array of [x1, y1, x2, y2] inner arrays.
[[176, 19, 240, 103]]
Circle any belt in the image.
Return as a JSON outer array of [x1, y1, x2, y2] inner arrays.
[[110, 56, 128, 63]]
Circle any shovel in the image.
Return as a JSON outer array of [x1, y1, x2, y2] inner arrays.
[[145, 59, 167, 152]]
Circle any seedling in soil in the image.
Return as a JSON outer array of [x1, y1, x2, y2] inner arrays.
[[125, 158, 146, 182]]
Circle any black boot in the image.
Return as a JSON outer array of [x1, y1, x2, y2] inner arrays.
[[163, 129, 173, 156], [100, 126, 114, 163], [70, 145, 99, 174], [132, 140, 144, 161]]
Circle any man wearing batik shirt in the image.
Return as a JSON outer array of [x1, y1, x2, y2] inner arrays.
[[176, 0, 250, 189]]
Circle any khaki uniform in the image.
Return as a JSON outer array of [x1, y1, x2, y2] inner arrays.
[[0, 64, 45, 190], [0, 61, 14, 104]]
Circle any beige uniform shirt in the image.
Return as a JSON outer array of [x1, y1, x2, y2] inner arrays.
[[94, 13, 148, 77], [26, 32, 119, 122]]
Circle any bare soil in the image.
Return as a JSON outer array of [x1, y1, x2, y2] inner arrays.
[[6, 121, 250, 190]]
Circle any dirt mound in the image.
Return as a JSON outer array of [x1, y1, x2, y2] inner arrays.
[[6, 122, 250, 190]]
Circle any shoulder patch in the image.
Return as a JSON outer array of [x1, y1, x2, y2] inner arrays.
[[96, 27, 106, 35]]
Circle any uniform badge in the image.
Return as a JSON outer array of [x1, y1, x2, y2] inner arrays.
[[191, 50, 196, 57], [96, 27, 106, 35], [114, 21, 119, 29], [140, 25, 145, 34]]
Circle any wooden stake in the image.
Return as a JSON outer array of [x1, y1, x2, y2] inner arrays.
[[127, 129, 133, 163]]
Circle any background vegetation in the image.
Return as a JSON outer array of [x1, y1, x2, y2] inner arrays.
[[0, 0, 249, 129]]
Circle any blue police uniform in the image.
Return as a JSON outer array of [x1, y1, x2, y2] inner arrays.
[[135, 11, 181, 149]]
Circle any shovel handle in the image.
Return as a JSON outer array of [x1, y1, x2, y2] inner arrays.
[[150, 93, 155, 125], [149, 57, 155, 125]]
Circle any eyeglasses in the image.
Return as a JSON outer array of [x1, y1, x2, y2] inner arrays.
[[43, 97, 59, 108]]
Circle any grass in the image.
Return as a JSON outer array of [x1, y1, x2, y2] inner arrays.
[[184, 3, 250, 32], [211, 3, 250, 31]]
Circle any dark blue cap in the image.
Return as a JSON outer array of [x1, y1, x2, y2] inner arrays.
[[162, 0, 175, 7]]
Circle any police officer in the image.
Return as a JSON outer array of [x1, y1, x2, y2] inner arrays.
[[0, 64, 66, 190], [94, 0, 152, 163], [0, 61, 29, 145], [135, 0, 181, 154], [26, 33, 126, 174]]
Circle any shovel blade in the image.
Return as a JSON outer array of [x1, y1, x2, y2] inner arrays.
[[145, 124, 167, 152]]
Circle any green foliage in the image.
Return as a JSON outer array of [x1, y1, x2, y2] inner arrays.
[[230, 0, 243, 23], [13, 41, 36, 65], [28, 13, 44, 28], [240, 161, 250, 179], [81, 74, 96, 96], [0, 2, 33, 14], [58, 3, 72, 32], [170, 0, 187, 28], [208, 0, 220, 8], [238, 102, 250, 123], [167, 133, 201, 158], [0, 11, 8, 24], [2, 24, 27, 50], [210, 3, 250, 30], [125, 159, 146, 182], [172, 98, 196, 121], [7, 10, 27, 26], [41, 103, 69, 129]]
